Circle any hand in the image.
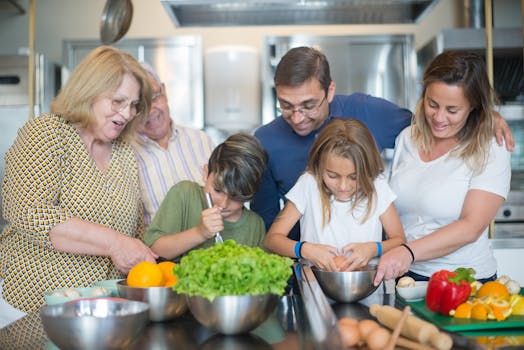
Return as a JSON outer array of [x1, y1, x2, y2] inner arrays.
[[109, 235, 158, 274], [199, 207, 223, 239], [373, 246, 412, 286], [301, 243, 338, 271], [340, 242, 376, 271], [494, 111, 515, 151]]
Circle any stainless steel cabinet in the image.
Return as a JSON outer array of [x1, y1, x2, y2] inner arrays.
[[263, 35, 417, 124], [63, 37, 203, 129]]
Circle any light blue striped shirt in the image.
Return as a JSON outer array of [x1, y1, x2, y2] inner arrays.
[[133, 124, 214, 225]]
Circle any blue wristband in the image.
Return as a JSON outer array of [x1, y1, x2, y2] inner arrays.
[[294, 241, 302, 259], [375, 242, 382, 257], [294, 241, 305, 259]]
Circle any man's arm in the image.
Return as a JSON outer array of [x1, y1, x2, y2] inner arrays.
[[494, 111, 515, 151]]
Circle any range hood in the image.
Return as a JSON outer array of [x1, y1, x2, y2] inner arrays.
[[160, 0, 439, 27]]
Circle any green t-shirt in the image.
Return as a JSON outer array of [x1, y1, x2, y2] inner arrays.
[[144, 181, 266, 257]]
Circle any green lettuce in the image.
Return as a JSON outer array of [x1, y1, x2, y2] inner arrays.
[[172, 240, 293, 300]]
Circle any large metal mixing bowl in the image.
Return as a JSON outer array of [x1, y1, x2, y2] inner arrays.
[[312, 265, 378, 303], [117, 280, 187, 321], [40, 298, 149, 350], [187, 294, 279, 335]]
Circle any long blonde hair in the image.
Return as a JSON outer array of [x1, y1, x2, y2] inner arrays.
[[307, 118, 384, 227], [412, 51, 495, 173], [51, 46, 151, 140]]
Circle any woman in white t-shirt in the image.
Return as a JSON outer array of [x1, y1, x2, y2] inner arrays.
[[374, 51, 511, 286], [264, 118, 406, 272]]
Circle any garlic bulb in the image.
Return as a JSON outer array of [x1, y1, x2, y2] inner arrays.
[[397, 276, 416, 288], [505, 280, 521, 295]]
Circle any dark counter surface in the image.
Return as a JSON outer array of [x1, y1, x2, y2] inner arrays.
[[1, 264, 523, 349]]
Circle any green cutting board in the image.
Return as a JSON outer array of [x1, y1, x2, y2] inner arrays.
[[396, 291, 524, 332]]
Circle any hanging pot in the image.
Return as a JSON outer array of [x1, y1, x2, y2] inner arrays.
[[100, 0, 133, 45]]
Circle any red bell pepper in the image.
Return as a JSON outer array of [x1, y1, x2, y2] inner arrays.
[[425, 268, 476, 315]]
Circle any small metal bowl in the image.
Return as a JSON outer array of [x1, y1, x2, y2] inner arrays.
[[41, 298, 149, 350], [117, 280, 187, 322], [312, 265, 378, 303], [187, 294, 279, 335]]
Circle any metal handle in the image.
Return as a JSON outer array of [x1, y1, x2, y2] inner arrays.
[[205, 192, 223, 243]]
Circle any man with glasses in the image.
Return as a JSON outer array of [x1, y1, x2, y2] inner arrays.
[[133, 62, 215, 225], [251, 46, 514, 242]]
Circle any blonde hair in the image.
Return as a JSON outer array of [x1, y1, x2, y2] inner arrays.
[[51, 46, 151, 140], [307, 118, 384, 227], [412, 51, 494, 173]]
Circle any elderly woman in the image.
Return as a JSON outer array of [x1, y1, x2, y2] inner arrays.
[[374, 51, 511, 285], [0, 46, 157, 326]]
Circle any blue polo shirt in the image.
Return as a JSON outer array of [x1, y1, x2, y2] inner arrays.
[[252, 93, 412, 241]]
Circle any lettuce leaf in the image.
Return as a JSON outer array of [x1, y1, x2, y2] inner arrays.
[[172, 240, 293, 300]]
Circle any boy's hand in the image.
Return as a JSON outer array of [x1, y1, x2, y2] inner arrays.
[[199, 207, 224, 239]]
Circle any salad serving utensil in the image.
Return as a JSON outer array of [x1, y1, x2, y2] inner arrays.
[[205, 192, 224, 244]]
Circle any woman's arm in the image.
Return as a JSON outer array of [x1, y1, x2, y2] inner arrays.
[[49, 217, 157, 273], [405, 189, 504, 260], [374, 189, 504, 285]]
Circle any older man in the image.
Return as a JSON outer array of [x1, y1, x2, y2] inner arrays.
[[133, 63, 215, 225]]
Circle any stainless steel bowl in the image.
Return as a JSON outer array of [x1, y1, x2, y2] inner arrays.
[[187, 294, 279, 335], [40, 298, 149, 350], [117, 280, 187, 321], [311, 265, 378, 303]]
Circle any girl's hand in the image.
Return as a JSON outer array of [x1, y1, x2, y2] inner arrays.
[[301, 242, 339, 271], [199, 207, 223, 239], [340, 242, 376, 271]]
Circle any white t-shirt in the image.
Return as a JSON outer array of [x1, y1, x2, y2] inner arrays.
[[389, 126, 511, 279], [287, 172, 396, 251]]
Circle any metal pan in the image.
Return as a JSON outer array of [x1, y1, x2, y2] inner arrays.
[[100, 0, 133, 45]]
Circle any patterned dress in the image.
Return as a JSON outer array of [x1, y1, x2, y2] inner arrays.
[[0, 114, 144, 313]]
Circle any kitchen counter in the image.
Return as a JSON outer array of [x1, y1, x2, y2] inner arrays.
[[0, 265, 523, 349]]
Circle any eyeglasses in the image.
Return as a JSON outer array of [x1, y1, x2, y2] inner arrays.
[[277, 95, 327, 118], [151, 87, 164, 103], [109, 96, 140, 117]]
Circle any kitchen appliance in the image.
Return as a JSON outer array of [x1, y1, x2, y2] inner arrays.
[[160, 0, 439, 27], [0, 54, 61, 229], [204, 46, 260, 133]]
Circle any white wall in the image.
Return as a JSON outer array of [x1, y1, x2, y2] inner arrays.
[[0, 0, 460, 64]]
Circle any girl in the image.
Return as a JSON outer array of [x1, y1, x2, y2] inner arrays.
[[264, 118, 405, 272]]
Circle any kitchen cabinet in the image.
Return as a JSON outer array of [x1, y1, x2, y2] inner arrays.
[[63, 37, 203, 130]]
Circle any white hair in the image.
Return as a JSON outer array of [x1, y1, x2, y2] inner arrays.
[[139, 61, 162, 86]]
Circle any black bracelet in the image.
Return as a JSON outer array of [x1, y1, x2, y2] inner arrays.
[[299, 241, 306, 259], [401, 243, 415, 263]]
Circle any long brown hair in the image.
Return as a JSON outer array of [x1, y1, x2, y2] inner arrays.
[[412, 51, 495, 173], [307, 118, 384, 227]]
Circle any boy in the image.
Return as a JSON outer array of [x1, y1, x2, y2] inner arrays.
[[144, 133, 268, 260]]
